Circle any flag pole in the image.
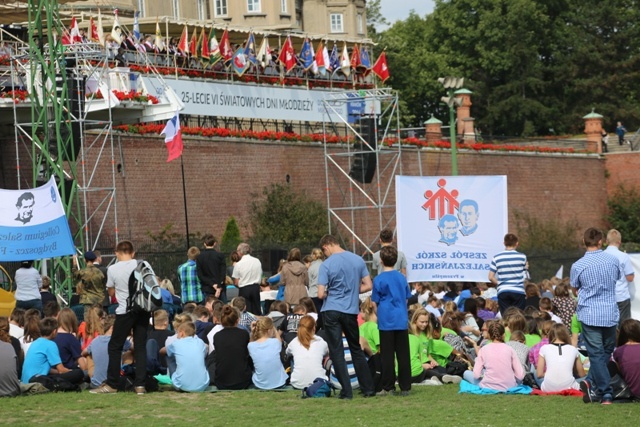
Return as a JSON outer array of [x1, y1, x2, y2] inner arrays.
[[180, 156, 191, 250]]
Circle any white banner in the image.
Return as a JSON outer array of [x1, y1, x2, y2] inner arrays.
[[396, 176, 508, 283], [141, 76, 348, 122], [0, 177, 75, 261], [629, 254, 640, 320]]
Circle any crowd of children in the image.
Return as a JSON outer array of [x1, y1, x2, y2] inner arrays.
[[1, 242, 639, 403]]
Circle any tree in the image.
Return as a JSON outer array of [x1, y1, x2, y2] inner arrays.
[[220, 216, 242, 254], [606, 185, 640, 244], [248, 184, 329, 249], [366, 0, 388, 40]]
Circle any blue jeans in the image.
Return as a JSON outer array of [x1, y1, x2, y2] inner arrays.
[[582, 323, 616, 397], [322, 310, 374, 398], [16, 298, 43, 314]]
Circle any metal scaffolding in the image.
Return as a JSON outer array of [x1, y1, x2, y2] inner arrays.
[[9, 0, 118, 299], [321, 88, 402, 256]]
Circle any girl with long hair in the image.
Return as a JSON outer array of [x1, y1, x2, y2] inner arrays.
[[463, 321, 525, 391], [248, 316, 288, 390], [285, 315, 328, 389]]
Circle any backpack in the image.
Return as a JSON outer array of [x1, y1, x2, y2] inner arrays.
[[302, 378, 334, 398], [127, 260, 163, 313], [30, 375, 80, 393]]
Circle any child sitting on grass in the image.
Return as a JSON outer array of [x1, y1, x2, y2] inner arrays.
[[537, 323, 585, 392], [539, 297, 563, 324], [213, 306, 252, 390], [78, 305, 104, 351], [82, 315, 126, 389], [21, 317, 84, 386], [280, 303, 307, 344], [167, 321, 209, 392], [286, 315, 328, 390], [358, 298, 380, 357], [248, 316, 288, 390], [54, 308, 87, 371], [463, 321, 524, 391]]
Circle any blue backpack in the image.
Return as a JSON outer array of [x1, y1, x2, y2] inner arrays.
[[302, 378, 335, 398]]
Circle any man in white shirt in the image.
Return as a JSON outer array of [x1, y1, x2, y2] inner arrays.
[[604, 229, 635, 324], [232, 243, 263, 315]]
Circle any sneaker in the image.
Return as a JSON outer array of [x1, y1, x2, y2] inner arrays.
[[430, 376, 443, 385], [134, 386, 146, 395], [89, 384, 118, 394], [376, 390, 392, 397], [442, 375, 463, 384], [580, 380, 600, 404], [419, 379, 442, 386], [601, 394, 613, 405], [399, 390, 410, 397]]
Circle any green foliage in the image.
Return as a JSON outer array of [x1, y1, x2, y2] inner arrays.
[[220, 216, 242, 254], [139, 225, 204, 283], [513, 210, 581, 252], [365, 0, 388, 39], [513, 211, 583, 281], [606, 185, 640, 244], [378, 0, 640, 135], [248, 184, 329, 249]]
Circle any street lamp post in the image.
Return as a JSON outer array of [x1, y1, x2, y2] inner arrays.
[[438, 77, 465, 176]]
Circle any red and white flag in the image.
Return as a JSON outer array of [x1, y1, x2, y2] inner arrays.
[[278, 36, 296, 73], [372, 51, 390, 83], [219, 29, 233, 62], [161, 113, 183, 162], [70, 17, 82, 44]]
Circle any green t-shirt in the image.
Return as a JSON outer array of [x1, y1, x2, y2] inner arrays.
[[505, 330, 511, 342], [525, 334, 542, 348], [359, 321, 380, 353], [571, 314, 582, 334], [407, 334, 425, 377], [425, 336, 454, 367]]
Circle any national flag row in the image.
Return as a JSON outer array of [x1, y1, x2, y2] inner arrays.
[[63, 10, 390, 83]]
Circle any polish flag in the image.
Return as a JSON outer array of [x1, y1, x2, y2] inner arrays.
[[161, 113, 183, 162]]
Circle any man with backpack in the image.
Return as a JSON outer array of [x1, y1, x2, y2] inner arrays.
[[91, 241, 151, 395]]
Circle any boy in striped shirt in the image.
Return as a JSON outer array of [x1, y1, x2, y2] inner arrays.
[[488, 234, 528, 316]]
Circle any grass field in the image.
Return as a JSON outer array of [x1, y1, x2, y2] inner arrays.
[[3, 384, 639, 426]]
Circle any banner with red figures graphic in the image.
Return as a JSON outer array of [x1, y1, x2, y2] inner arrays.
[[396, 176, 508, 283]]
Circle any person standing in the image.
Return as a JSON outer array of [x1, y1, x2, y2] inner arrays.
[[90, 240, 148, 395], [280, 248, 308, 307], [371, 245, 412, 396], [232, 243, 263, 315], [616, 121, 627, 145], [196, 234, 227, 303], [488, 234, 528, 316], [178, 247, 204, 305], [372, 228, 407, 276], [72, 251, 105, 318], [317, 234, 375, 399], [570, 228, 622, 405], [604, 229, 635, 325]]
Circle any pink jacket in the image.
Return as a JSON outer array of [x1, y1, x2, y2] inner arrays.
[[473, 342, 525, 391]]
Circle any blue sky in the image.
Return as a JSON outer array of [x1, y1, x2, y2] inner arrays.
[[379, 0, 435, 28]]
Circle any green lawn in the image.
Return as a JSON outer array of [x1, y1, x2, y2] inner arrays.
[[3, 385, 639, 426]]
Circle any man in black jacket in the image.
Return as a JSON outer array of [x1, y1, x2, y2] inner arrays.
[[196, 234, 227, 303]]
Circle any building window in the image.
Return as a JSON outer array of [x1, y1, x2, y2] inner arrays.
[[172, 0, 180, 19], [281, 0, 288, 14], [330, 13, 344, 33], [215, 0, 228, 16], [137, 0, 145, 16], [357, 14, 363, 34], [197, 0, 207, 20], [248, 0, 261, 13]]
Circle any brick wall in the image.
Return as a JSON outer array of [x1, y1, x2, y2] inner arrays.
[[1, 134, 609, 252], [604, 152, 640, 196]]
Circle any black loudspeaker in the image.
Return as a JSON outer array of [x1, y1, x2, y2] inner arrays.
[[349, 117, 377, 184], [51, 75, 85, 159]]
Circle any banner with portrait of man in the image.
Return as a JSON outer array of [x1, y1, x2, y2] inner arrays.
[[0, 177, 75, 261], [396, 175, 508, 283]]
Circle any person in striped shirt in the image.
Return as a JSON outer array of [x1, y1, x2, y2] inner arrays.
[[488, 234, 528, 316]]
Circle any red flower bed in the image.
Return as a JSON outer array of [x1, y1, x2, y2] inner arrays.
[[114, 124, 581, 154], [1, 89, 29, 102]]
